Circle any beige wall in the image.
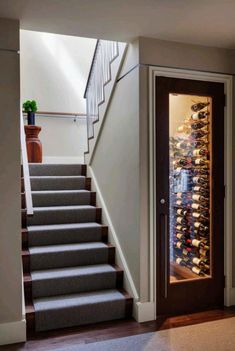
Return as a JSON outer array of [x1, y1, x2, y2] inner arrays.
[[20, 30, 96, 163], [139, 37, 235, 74], [138, 37, 235, 295], [90, 44, 141, 294], [0, 18, 24, 342]]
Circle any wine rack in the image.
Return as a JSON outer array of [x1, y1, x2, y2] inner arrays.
[[169, 100, 211, 279]]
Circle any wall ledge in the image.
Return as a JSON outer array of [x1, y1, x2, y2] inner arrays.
[[0, 318, 26, 346]]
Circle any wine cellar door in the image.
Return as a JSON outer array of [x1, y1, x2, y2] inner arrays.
[[155, 76, 225, 316]]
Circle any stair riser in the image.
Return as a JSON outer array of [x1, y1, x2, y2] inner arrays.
[[29, 247, 115, 270], [32, 192, 94, 207], [29, 164, 86, 177], [30, 178, 86, 191], [32, 271, 120, 298], [27, 208, 101, 226], [28, 226, 107, 247], [35, 299, 126, 332]]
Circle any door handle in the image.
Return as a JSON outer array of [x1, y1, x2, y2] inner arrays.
[[160, 213, 168, 299]]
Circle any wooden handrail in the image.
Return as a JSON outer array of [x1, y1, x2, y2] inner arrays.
[[20, 111, 33, 216]]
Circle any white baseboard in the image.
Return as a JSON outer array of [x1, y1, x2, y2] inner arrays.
[[230, 288, 235, 305], [133, 301, 155, 323], [42, 156, 84, 164], [0, 319, 26, 346]]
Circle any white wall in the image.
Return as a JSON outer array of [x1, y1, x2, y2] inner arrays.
[[0, 18, 26, 345], [20, 30, 96, 162]]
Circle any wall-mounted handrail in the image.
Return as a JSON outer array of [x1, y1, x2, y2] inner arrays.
[[20, 111, 33, 216], [23, 111, 90, 122], [84, 39, 119, 140]]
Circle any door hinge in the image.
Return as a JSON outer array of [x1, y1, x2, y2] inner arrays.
[[224, 94, 226, 107], [224, 185, 226, 199], [224, 275, 226, 288]]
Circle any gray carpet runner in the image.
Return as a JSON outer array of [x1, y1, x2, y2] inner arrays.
[[26, 163, 129, 332]]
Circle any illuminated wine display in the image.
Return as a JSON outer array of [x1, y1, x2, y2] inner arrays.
[[169, 95, 211, 282]]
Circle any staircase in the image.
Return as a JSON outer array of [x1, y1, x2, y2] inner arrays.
[[22, 163, 132, 332]]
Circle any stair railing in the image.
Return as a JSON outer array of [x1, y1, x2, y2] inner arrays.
[[84, 40, 119, 139], [20, 111, 33, 216]]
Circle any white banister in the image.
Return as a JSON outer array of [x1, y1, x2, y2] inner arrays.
[[20, 111, 33, 216], [84, 40, 119, 140]]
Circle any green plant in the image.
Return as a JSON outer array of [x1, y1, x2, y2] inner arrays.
[[23, 100, 38, 113]]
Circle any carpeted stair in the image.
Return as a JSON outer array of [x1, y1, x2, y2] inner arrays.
[[22, 164, 132, 332]]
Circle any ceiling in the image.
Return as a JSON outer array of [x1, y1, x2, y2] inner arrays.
[[1, 0, 235, 49]]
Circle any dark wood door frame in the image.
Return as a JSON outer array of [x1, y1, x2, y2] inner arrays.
[[155, 76, 225, 316]]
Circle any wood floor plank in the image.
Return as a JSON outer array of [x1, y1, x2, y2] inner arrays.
[[2, 307, 235, 350]]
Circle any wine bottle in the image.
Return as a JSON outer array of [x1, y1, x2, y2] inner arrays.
[[191, 130, 208, 139], [191, 202, 209, 211], [192, 148, 208, 157], [192, 186, 209, 196], [194, 222, 209, 232], [192, 257, 210, 270], [176, 192, 183, 198], [173, 158, 191, 167], [176, 208, 188, 216], [176, 232, 190, 240], [193, 168, 210, 176], [176, 216, 188, 225], [191, 266, 206, 276], [174, 241, 192, 250], [191, 140, 209, 148], [191, 102, 210, 112], [181, 248, 197, 258], [176, 141, 191, 149], [175, 225, 189, 233], [192, 176, 209, 186], [192, 194, 209, 203], [191, 121, 209, 130], [192, 212, 209, 222], [191, 111, 209, 120], [176, 257, 193, 268], [191, 238, 209, 250], [192, 158, 209, 166], [199, 248, 209, 257]]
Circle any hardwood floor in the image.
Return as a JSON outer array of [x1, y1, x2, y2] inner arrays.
[[2, 307, 235, 350]]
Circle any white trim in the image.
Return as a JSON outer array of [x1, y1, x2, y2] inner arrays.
[[133, 302, 155, 323], [87, 165, 139, 302], [149, 66, 233, 318], [42, 156, 84, 164], [231, 288, 235, 305], [0, 319, 26, 346]]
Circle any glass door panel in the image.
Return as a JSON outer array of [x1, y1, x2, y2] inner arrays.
[[169, 94, 212, 282], [155, 76, 225, 316]]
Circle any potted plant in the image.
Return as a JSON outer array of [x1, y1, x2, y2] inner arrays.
[[23, 100, 38, 125]]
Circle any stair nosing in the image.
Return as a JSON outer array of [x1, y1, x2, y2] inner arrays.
[[30, 263, 118, 280]]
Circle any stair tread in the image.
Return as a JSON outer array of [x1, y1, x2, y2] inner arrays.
[[29, 163, 84, 166], [30, 176, 85, 179], [32, 205, 96, 211], [31, 264, 117, 281], [32, 205, 96, 210], [33, 289, 126, 311], [31, 190, 90, 194], [27, 222, 102, 232], [29, 241, 109, 254]]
